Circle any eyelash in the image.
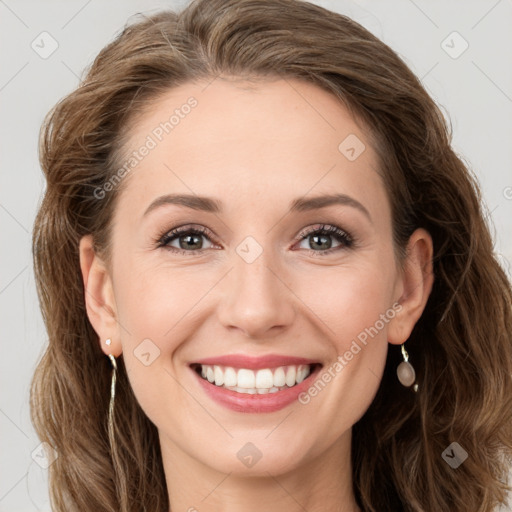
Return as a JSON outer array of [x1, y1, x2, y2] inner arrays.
[[155, 223, 355, 256]]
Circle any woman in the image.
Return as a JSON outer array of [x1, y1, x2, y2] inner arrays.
[[30, 0, 512, 510]]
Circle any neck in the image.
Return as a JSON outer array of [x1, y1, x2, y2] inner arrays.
[[160, 428, 361, 512]]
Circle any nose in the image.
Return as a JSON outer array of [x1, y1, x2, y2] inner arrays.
[[216, 243, 296, 340]]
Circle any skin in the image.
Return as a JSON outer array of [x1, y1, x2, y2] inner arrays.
[[80, 76, 433, 512]]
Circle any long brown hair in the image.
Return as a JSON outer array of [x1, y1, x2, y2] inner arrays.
[[30, 0, 512, 510]]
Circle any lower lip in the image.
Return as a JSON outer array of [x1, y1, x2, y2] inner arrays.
[[191, 365, 322, 413]]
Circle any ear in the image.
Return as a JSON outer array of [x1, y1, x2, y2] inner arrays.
[[387, 228, 434, 345], [79, 235, 122, 357]]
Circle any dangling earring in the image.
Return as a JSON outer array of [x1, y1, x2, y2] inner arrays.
[[397, 343, 418, 392], [106, 339, 117, 452]]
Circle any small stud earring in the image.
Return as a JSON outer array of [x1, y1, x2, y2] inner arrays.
[[105, 338, 112, 346], [397, 343, 418, 392]]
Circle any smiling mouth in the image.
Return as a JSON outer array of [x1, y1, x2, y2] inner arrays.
[[190, 363, 322, 394]]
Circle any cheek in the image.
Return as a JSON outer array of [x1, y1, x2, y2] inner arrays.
[[296, 254, 396, 412], [303, 258, 397, 347], [112, 250, 196, 345], [110, 255, 183, 402], [111, 258, 220, 401]]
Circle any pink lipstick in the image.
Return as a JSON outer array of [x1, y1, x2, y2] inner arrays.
[[189, 354, 322, 413]]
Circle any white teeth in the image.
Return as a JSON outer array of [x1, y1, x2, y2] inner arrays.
[[224, 385, 282, 394], [255, 369, 273, 389], [273, 367, 286, 387], [223, 367, 237, 387], [285, 366, 296, 387], [214, 365, 224, 386], [237, 369, 255, 389], [296, 365, 309, 383], [196, 363, 315, 392]]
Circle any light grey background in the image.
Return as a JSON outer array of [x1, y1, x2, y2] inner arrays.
[[1, 0, 511, 510]]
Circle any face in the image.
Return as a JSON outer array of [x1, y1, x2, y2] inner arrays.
[[82, 76, 430, 478]]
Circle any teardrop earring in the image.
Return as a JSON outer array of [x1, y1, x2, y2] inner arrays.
[[397, 343, 418, 392]]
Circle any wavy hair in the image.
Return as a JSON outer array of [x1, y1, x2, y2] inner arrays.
[[30, 0, 512, 510]]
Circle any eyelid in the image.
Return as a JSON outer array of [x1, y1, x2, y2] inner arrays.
[[156, 224, 216, 247], [295, 223, 351, 242]]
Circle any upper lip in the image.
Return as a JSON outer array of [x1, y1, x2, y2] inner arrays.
[[191, 354, 322, 370]]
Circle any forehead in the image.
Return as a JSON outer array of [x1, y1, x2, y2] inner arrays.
[[114, 76, 386, 221]]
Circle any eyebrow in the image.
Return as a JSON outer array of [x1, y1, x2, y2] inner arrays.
[[143, 193, 372, 221]]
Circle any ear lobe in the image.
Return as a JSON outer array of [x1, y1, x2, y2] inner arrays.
[[387, 228, 434, 345], [79, 235, 121, 357]]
